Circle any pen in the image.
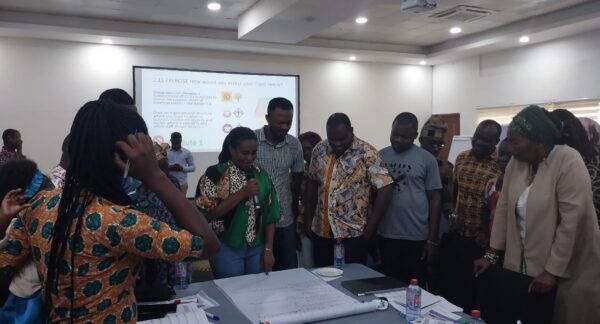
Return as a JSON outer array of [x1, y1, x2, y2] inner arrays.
[[205, 311, 220, 321], [120, 160, 130, 189], [120, 129, 137, 189]]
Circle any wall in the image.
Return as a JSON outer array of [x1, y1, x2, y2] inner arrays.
[[0, 37, 432, 195], [432, 29, 600, 135]]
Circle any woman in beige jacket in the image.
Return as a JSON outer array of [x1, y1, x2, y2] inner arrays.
[[475, 105, 600, 323]]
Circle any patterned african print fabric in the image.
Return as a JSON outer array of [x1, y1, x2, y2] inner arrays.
[[195, 162, 280, 249], [135, 174, 181, 286], [307, 137, 393, 239], [452, 149, 500, 237], [0, 189, 204, 323]]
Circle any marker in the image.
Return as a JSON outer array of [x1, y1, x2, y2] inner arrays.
[[205, 312, 220, 321]]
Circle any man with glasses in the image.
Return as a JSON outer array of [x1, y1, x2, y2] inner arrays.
[[439, 120, 501, 312], [418, 116, 454, 293], [419, 117, 454, 230]]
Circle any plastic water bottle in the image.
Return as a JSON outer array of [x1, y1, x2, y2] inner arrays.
[[470, 310, 486, 323], [174, 261, 191, 289], [406, 278, 421, 322], [333, 238, 345, 269]]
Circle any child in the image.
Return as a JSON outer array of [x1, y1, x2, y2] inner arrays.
[[0, 159, 53, 324]]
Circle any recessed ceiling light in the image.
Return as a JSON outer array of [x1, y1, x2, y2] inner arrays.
[[349, 55, 357, 61], [419, 60, 427, 65], [519, 36, 530, 43], [207, 2, 221, 11], [449, 26, 462, 34], [355, 17, 368, 24], [101, 38, 113, 45]]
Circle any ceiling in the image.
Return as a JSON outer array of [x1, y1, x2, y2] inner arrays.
[[0, 0, 599, 64]]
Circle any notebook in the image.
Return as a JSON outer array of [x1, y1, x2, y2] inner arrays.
[[341, 276, 406, 296]]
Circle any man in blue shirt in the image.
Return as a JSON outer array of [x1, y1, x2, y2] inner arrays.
[[167, 132, 196, 196]]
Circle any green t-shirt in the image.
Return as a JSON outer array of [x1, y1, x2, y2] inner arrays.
[[196, 162, 280, 248]]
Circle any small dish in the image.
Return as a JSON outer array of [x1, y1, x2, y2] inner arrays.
[[314, 267, 344, 277]]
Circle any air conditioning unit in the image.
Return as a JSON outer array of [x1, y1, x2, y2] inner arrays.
[[401, 0, 437, 13], [429, 6, 496, 22]]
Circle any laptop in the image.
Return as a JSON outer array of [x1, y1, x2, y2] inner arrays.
[[341, 276, 407, 296]]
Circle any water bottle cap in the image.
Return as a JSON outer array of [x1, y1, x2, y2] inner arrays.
[[410, 279, 418, 285], [471, 310, 481, 318]]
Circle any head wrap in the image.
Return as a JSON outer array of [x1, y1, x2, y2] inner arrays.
[[154, 142, 170, 161], [420, 116, 448, 140], [509, 105, 560, 144], [24, 169, 45, 199], [579, 117, 600, 152]]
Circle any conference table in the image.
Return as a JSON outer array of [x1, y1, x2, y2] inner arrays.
[[174, 263, 469, 323]]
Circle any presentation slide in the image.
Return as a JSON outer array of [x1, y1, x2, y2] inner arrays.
[[134, 67, 299, 152]]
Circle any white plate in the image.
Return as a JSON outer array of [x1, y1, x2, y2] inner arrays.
[[314, 267, 344, 277]]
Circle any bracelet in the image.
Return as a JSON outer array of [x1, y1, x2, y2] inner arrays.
[[264, 247, 272, 252], [426, 240, 439, 247], [483, 250, 499, 265]]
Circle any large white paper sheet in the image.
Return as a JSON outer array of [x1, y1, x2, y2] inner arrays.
[[214, 268, 379, 324]]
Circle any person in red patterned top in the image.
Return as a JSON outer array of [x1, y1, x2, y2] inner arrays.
[[0, 129, 26, 167], [480, 139, 511, 247]]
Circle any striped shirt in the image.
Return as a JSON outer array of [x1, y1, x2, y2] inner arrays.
[[255, 127, 304, 228]]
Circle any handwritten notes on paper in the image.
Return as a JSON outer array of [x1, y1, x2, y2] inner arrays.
[[214, 268, 379, 324]]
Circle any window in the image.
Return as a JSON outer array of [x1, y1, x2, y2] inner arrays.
[[477, 100, 600, 125]]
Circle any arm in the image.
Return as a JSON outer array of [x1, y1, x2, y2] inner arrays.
[[262, 223, 276, 274], [545, 152, 592, 278], [363, 148, 394, 240], [183, 151, 196, 173], [290, 141, 305, 221], [205, 181, 257, 221], [0, 189, 30, 243], [102, 209, 211, 261], [364, 184, 392, 239], [0, 214, 31, 278], [426, 190, 442, 243], [304, 179, 318, 235], [262, 179, 280, 274], [291, 172, 303, 221], [116, 133, 219, 257]]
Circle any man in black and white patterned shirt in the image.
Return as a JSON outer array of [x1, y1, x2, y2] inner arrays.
[[255, 97, 304, 270]]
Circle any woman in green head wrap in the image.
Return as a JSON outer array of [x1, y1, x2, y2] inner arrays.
[[474, 105, 600, 323], [506, 105, 560, 164]]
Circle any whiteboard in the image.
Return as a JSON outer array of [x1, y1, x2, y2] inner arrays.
[[448, 135, 472, 164]]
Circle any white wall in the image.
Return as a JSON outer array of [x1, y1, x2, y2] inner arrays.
[[432, 29, 600, 135], [0, 37, 432, 195]]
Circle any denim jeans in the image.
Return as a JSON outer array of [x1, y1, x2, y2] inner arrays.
[[273, 224, 299, 271], [209, 243, 264, 279]]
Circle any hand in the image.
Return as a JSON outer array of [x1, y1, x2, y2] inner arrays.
[[262, 248, 275, 274], [241, 179, 259, 199], [304, 221, 315, 239], [368, 236, 380, 263], [473, 258, 492, 277], [474, 231, 489, 248], [169, 164, 183, 172], [114, 133, 162, 184], [529, 271, 557, 294], [1, 189, 30, 220], [363, 225, 376, 241], [421, 241, 439, 265]]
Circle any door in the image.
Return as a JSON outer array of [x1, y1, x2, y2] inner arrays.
[[433, 113, 460, 162]]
